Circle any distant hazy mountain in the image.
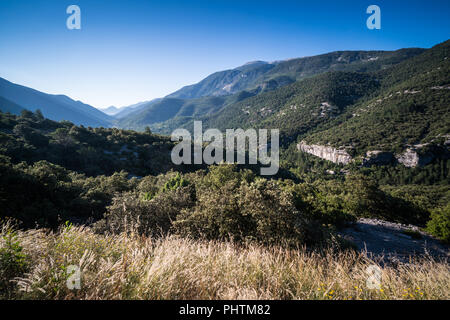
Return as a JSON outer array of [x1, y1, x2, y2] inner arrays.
[[113, 100, 161, 119], [100, 101, 155, 118], [0, 77, 112, 127], [101, 106, 121, 116], [117, 92, 255, 132]]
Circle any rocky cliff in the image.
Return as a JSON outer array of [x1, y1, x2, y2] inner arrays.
[[298, 143, 448, 168], [297, 142, 353, 165]]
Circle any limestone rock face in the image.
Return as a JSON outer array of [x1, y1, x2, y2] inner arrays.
[[396, 149, 420, 167], [297, 142, 352, 165], [395, 148, 435, 167], [297, 142, 448, 168]]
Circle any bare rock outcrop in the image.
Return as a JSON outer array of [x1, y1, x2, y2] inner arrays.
[[339, 218, 449, 264], [297, 142, 352, 165], [396, 148, 420, 167], [298, 142, 448, 168], [395, 147, 436, 168]]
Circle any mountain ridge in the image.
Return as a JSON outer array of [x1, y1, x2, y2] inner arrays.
[[0, 77, 112, 127]]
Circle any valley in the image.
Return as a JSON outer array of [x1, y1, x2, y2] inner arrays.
[[0, 39, 449, 301]]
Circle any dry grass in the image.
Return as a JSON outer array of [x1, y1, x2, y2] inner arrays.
[[1, 223, 449, 300]]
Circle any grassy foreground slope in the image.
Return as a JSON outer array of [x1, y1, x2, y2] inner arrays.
[[1, 223, 448, 300]]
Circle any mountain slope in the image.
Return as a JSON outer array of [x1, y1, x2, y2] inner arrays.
[[0, 77, 112, 127], [303, 40, 450, 155], [201, 71, 379, 138], [183, 41, 449, 157], [166, 49, 424, 100], [0, 96, 25, 115], [152, 40, 449, 171], [119, 48, 425, 134], [167, 61, 275, 99], [113, 99, 162, 120], [0, 111, 177, 177], [101, 106, 121, 116], [116, 92, 256, 132]]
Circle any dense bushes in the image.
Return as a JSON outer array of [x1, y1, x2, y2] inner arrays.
[[1, 152, 444, 246], [0, 156, 136, 228], [95, 165, 327, 246], [0, 111, 177, 177], [0, 111, 447, 245], [286, 182, 355, 227], [284, 174, 429, 226], [175, 179, 308, 245], [95, 165, 436, 246], [427, 204, 450, 243], [0, 226, 30, 298], [98, 188, 194, 236]]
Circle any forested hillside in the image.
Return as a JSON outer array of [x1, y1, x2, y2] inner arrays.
[[167, 48, 424, 99], [0, 111, 177, 177], [304, 40, 449, 152], [117, 48, 425, 134]]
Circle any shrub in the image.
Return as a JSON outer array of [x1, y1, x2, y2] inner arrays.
[[286, 182, 356, 227], [0, 228, 30, 298], [98, 186, 195, 236], [342, 175, 387, 218], [161, 172, 189, 192], [174, 179, 309, 246], [202, 164, 255, 190], [426, 204, 450, 243]]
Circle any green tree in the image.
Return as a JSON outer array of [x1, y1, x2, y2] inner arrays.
[[427, 204, 450, 243]]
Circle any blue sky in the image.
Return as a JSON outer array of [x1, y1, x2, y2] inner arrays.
[[0, 0, 449, 109]]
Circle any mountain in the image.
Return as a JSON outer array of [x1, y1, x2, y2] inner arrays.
[[113, 99, 161, 119], [0, 96, 25, 115], [101, 101, 158, 118], [166, 49, 424, 100], [0, 77, 112, 127], [303, 40, 450, 156], [167, 60, 275, 99], [117, 47, 426, 134], [116, 40, 449, 171], [196, 40, 449, 167], [201, 71, 380, 138], [116, 93, 255, 132], [101, 106, 121, 116]]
